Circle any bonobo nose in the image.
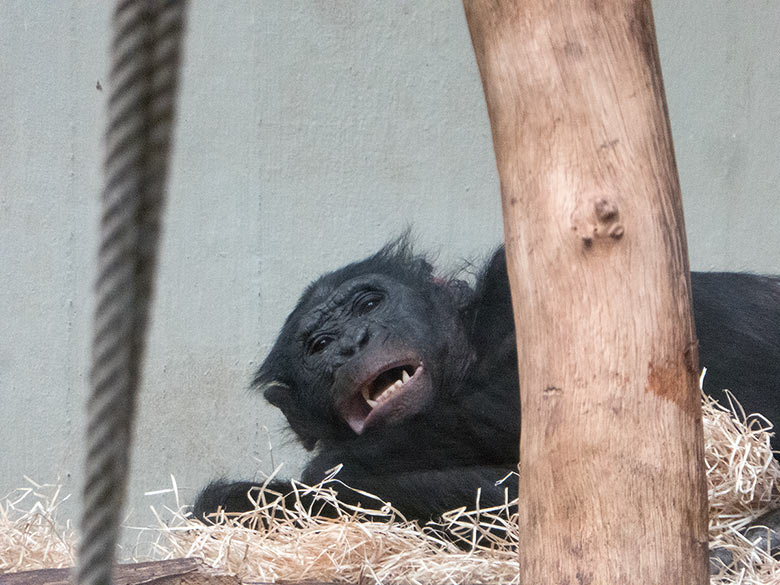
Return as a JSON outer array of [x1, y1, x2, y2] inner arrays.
[[338, 324, 370, 356]]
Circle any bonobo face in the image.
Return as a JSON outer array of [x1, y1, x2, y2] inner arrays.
[[255, 248, 473, 448], [293, 272, 439, 434]]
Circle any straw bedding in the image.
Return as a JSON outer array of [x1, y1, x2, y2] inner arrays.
[[2, 391, 778, 584]]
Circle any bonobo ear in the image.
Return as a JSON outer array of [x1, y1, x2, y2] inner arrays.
[[260, 380, 292, 408], [252, 356, 291, 406], [252, 344, 290, 402], [433, 276, 474, 310], [444, 278, 474, 309]]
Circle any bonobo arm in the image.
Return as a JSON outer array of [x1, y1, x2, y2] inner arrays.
[[193, 466, 517, 524], [194, 480, 265, 521], [301, 465, 516, 521], [193, 405, 518, 524], [709, 508, 780, 574]]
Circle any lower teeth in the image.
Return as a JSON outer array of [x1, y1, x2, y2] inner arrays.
[[364, 370, 416, 408]]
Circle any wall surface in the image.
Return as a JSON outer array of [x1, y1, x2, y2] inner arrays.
[[1, 0, 778, 557]]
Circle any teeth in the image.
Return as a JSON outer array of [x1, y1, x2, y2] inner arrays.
[[362, 367, 416, 409]]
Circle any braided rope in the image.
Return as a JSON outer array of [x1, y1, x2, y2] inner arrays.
[[78, 2, 187, 585]]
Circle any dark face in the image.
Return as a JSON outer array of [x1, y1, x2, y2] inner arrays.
[[255, 251, 473, 448]]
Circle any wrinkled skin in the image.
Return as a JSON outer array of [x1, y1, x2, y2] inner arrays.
[[195, 241, 780, 562]]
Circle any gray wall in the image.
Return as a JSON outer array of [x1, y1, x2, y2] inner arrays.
[[1, 1, 778, 556]]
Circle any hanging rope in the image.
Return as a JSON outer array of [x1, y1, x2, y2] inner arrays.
[[78, 2, 187, 585]]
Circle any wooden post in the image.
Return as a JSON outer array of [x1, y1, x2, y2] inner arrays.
[[462, 1, 709, 583]]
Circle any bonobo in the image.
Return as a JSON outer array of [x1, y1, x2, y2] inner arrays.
[[195, 240, 780, 535]]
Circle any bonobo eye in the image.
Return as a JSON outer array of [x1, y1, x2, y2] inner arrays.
[[353, 291, 384, 316], [308, 335, 334, 355]]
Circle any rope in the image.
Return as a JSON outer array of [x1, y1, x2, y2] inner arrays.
[[78, 2, 187, 585]]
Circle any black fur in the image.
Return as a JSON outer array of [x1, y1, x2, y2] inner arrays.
[[195, 242, 780, 551]]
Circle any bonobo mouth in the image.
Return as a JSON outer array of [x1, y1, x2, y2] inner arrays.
[[337, 359, 430, 434]]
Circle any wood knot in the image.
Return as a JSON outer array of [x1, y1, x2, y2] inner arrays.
[[595, 198, 618, 221], [572, 197, 625, 249], [608, 224, 624, 239]]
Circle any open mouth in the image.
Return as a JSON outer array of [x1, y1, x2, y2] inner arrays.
[[338, 360, 426, 434], [361, 364, 418, 407]]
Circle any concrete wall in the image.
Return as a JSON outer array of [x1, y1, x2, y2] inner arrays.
[[1, 1, 778, 556]]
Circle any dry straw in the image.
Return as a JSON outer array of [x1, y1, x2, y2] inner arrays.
[[2, 388, 778, 584], [0, 478, 76, 572]]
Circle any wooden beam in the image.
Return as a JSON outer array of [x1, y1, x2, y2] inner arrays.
[[462, 1, 709, 583], [0, 559, 240, 585]]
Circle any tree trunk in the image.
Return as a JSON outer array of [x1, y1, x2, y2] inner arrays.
[[462, 1, 709, 583]]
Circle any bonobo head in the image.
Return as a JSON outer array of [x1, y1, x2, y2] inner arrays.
[[254, 239, 475, 449]]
